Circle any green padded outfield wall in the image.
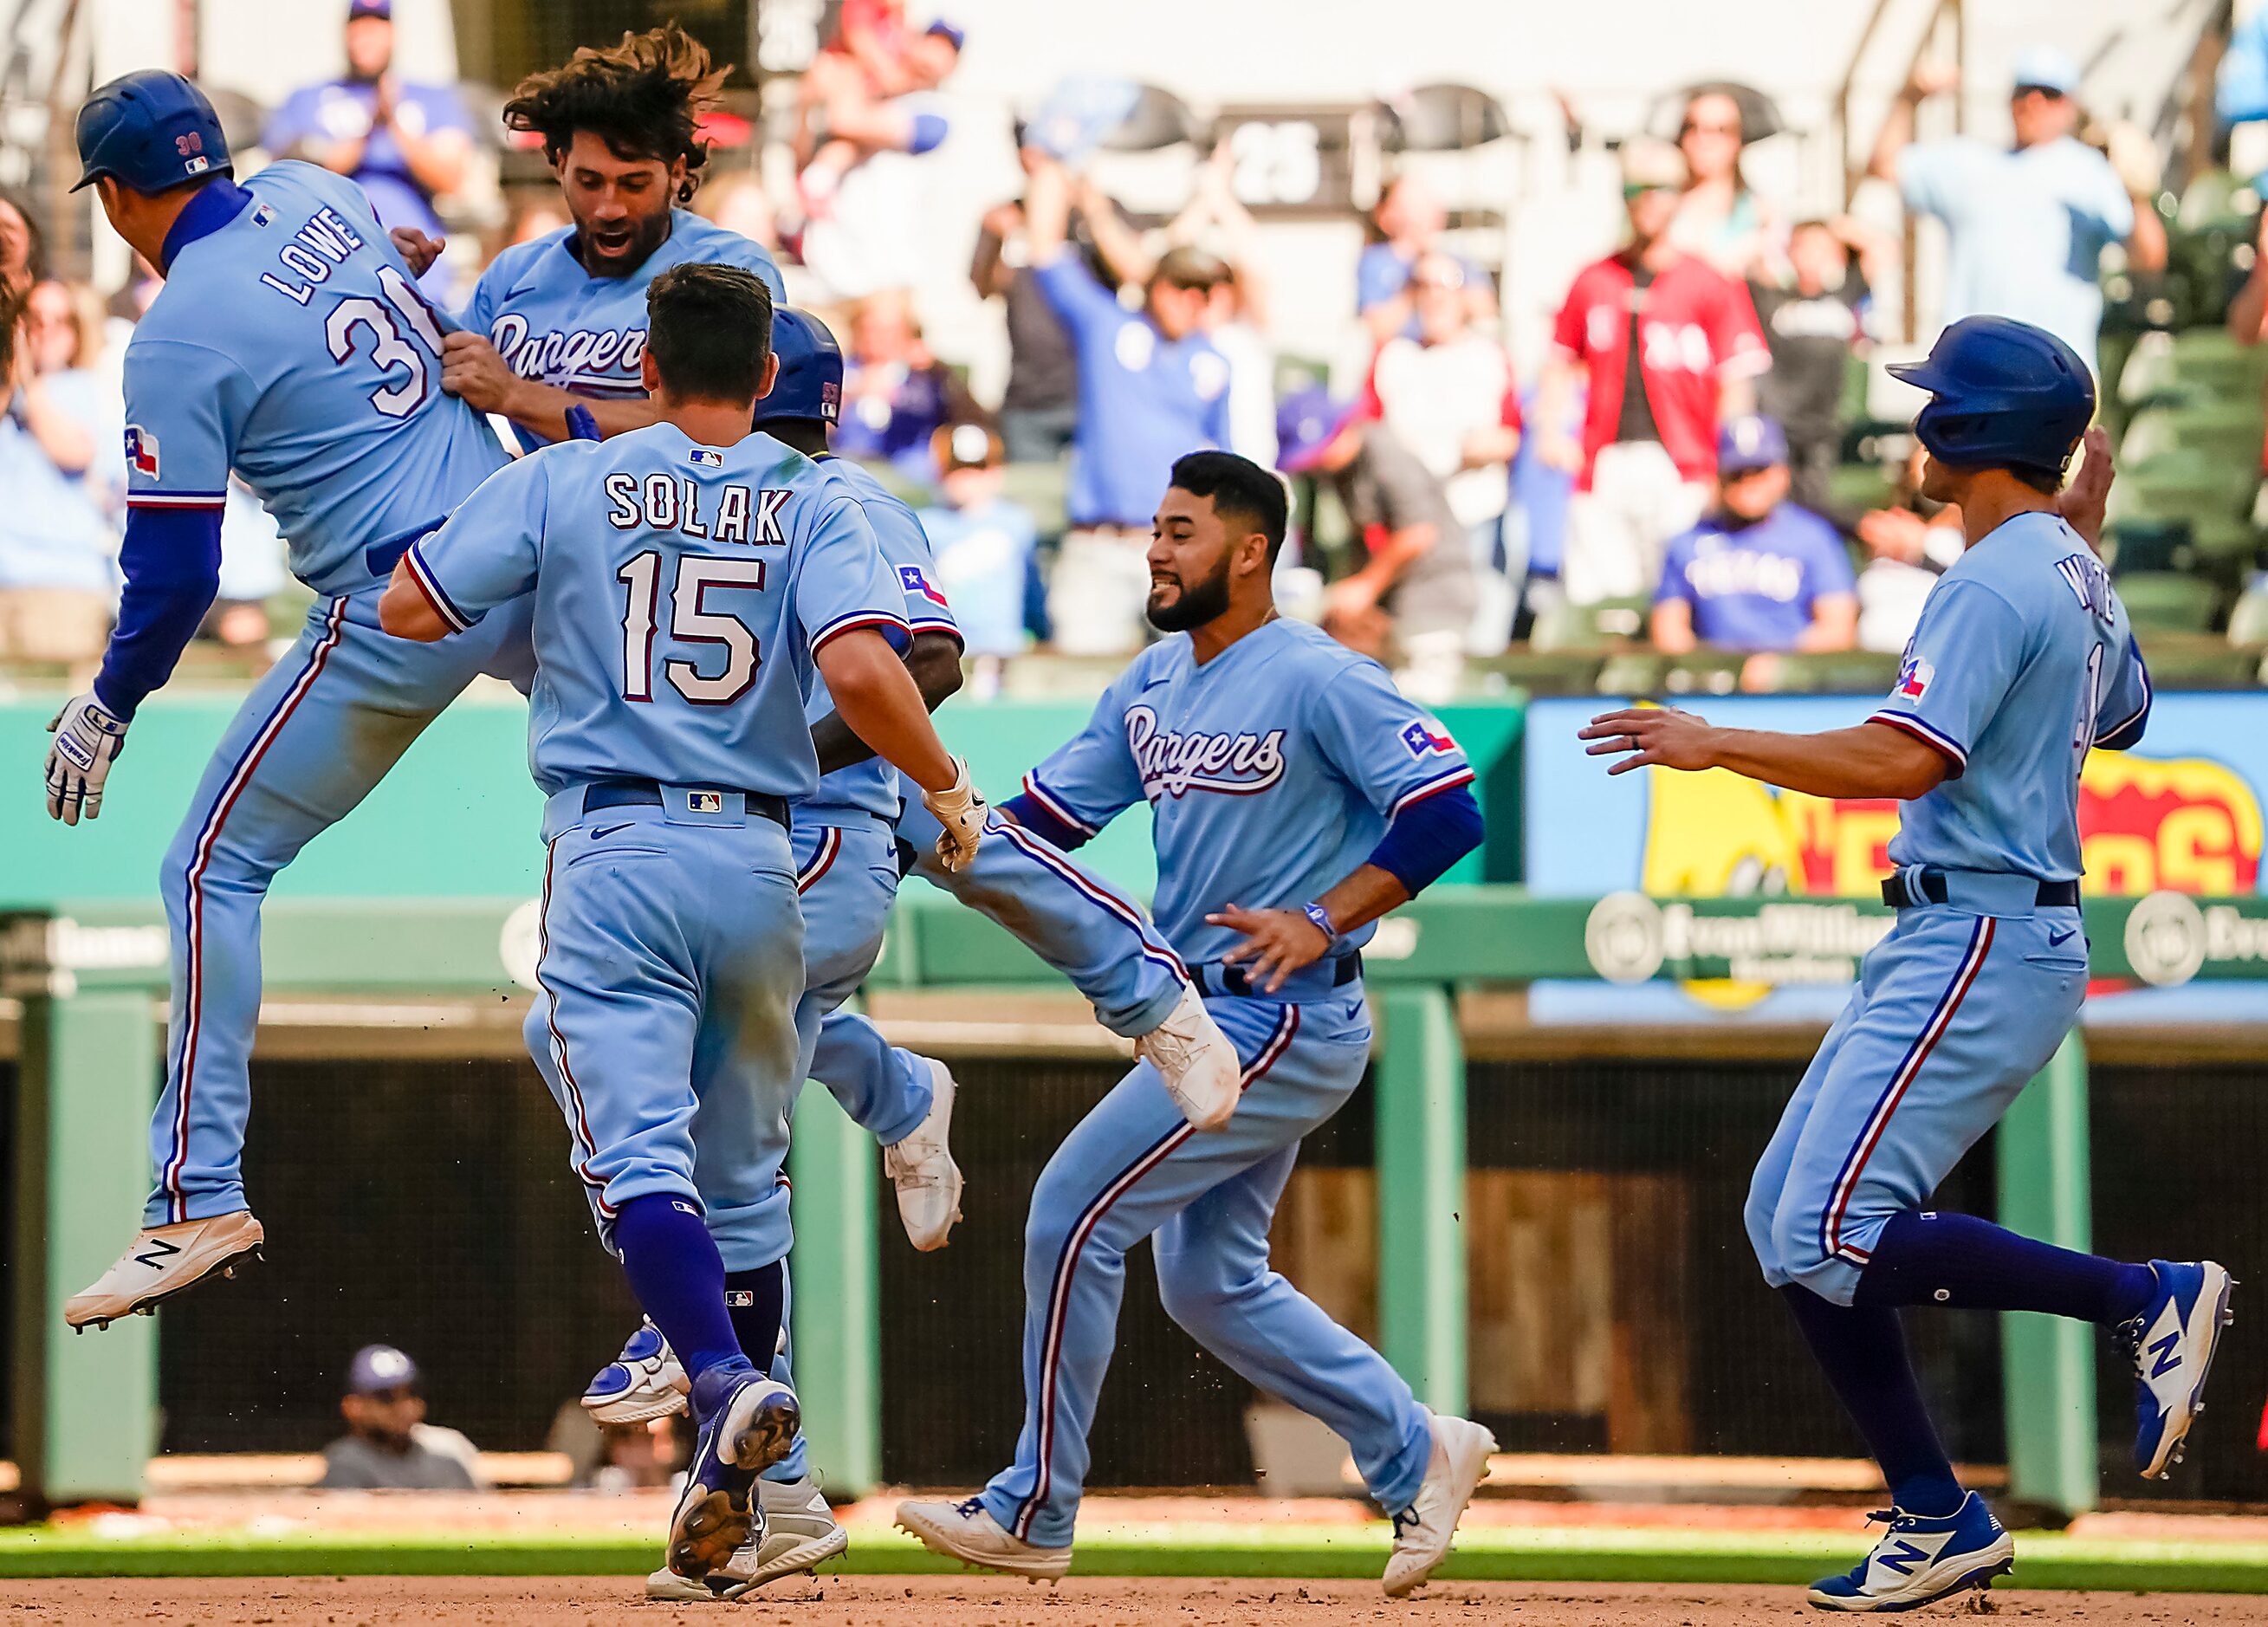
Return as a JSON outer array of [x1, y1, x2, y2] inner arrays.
[[0, 694, 1524, 907]]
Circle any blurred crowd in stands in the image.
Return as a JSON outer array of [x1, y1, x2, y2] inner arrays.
[[0, 0, 2239, 701]]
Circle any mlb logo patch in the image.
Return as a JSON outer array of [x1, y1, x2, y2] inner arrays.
[[123, 425, 159, 479], [690, 447, 724, 468], [1895, 651, 1934, 701], [689, 791, 724, 814], [1400, 718, 1456, 758], [820, 380, 840, 422], [898, 564, 950, 607]]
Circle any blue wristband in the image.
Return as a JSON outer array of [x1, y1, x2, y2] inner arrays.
[[1302, 902, 1338, 948]]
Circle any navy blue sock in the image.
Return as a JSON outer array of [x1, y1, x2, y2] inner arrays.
[[724, 1261, 786, 1376], [612, 1194, 749, 1407], [1854, 1209, 2157, 1326], [1780, 1286, 1964, 1517]]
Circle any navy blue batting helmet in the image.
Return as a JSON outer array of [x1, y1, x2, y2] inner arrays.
[[1887, 315, 2094, 478], [755, 308, 842, 426], [74, 70, 230, 194]]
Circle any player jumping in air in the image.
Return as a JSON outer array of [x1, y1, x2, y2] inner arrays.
[[894, 451, 1496, 1598], [379, 262, 989, 1582], [50, 73, 528, 1326], [1584, 316, 2232, 1612], [575, 310, 1237, 1600]]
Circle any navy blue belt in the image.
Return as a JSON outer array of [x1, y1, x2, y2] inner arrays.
[[583, 779, 790, 829], [365, 518, 445, 580], [1881, 869, 2078, 910], [1194, 953, 1362, 999]]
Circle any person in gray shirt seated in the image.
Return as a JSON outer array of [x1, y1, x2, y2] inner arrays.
[[317, 1344, 486, 1490]]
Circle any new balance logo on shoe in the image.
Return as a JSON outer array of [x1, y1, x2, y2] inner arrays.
[[133, 1236, 183, 1269], [1875, 1539, 1932, 1577], [2149, 1330, 2183, 1379]]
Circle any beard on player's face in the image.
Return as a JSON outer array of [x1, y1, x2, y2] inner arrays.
[[1146, 546, 1234, 632]]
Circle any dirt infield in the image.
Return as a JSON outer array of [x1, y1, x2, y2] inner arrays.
[[6, 1575, 2268, 1625]]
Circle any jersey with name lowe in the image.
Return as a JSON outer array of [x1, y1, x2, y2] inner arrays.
[[463, 211, 787, 452], [405, 424, 908, 797], [124, 161, 509, 595], [1021, 618, 1474, 964], [1869, 509, 2151, 881]]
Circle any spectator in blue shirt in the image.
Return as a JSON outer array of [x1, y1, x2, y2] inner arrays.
[[1651, 416, 1857, 669], [833, 289, 981, 484], [1022, 151, 1232, 654], [917, 423, 1039, 698], [1357, 172, 1496, 347], [263, 0, 474, 302]]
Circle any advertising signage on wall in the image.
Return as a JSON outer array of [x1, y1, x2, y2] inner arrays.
[[1524, 693, 2268, 1024]]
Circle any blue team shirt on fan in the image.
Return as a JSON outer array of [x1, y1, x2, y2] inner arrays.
[[462, 211, 787, 452], [1654, 502, 1857, 651], [121, 161, 509, 597], [405, 425, 906, 798], [261, 80, 472, 279], [1021, 618, 1474, 963], [1870, 510, 2151, 882], [916, 496, 1037, 658], [796, 454, 961, 826], [1032, 252, 1230, 528]]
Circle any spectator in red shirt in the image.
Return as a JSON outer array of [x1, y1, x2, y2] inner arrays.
[[1534, 138, 1768, 606]]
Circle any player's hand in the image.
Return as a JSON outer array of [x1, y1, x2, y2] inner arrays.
[[45, 690, 129, 825], [1579, 705, 1719, 775], [390, 226, 444, 277], [2056, 426, 2114, 553], [922, 755, 988, 872], [1207, 905, 1330, 995], [440, 331, 518, 414]]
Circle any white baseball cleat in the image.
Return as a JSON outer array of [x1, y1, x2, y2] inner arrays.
[[581, 1318, 690, 1425], [884, 1058, 964, 1252], [645, 1475, 850, 1598], [2122, 1259, 2236, 1479], [1136, 983, 1241, 1131], [896, 1496, 1072, 1580], [66, 1209, 266, 1330], [1382, 1410, 1498, 1598]]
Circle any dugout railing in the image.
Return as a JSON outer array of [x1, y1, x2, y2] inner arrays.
[[7, 886, 2243, 1514]]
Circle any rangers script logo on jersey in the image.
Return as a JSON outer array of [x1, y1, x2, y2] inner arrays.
[[1124, 705, 1287, 801]]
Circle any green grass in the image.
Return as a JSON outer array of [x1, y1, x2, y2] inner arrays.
[[1, 1521, 2265, 1591]]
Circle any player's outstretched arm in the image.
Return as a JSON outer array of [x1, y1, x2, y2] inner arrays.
[[814, 627, 988, 869], [1582, 707, 1948, 801]]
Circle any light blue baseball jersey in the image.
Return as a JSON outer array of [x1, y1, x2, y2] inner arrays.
[[1021, 617, 1474, 964], [124, 161, 509, 596], [404, 424, 908, 796], [1869, 510, 2149, 882], [798, 454, 962, 826], [463, 211, 787, 453]]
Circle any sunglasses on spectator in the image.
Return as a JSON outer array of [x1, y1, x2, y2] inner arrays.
[[1681, 119, 1740, 138], [2012, 85, 2066, 100]]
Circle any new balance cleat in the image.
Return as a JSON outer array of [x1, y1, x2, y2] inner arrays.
[[647, 1475, 850, 1600], [66, 1210, 265, 1330], [2120, 1259, 2235, 1478], [1136, 983, 1241, 1131], [895, 1496, 1071, 1580], [1807, 1493, 2013, 1612], [582, 1318, 690, 1425], [667, 1371, 800, 1582], [1382, 1410, 1498, 1597], [884, 1058, 963, 1252]]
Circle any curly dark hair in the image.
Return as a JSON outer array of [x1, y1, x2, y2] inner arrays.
[[502, 24, 729, 204]]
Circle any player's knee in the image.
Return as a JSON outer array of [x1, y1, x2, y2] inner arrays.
[[1741, 1178, 1782, 1273], [1769, 1199, 1837, 1293], [1021, 1184, 1079, 1267], [1154, 1249, 1234, 1328]]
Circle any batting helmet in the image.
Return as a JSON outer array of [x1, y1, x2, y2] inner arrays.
[[73, 70, 230, 194], [755, 308, 842, 426], [1887, 315, 2094, 478]]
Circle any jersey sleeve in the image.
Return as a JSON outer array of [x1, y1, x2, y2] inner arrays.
[[2095, 633, 2152, 750], [121, 338, 259, 520], [260, 88, 322, 155], [1309, 660, 1477, 820], [1655, 530, 1698, 605], [402, 454, 548, 629], [793, 496, 911, 657], [1021, 670, 1145, 838], [710, 227, 788, 301], [1898, 139, 1975, 222], [1866, 578, 2028, 775], [1032, 251, 1124, 340], [873, 501, 962, 644], [1551, 273, 1593, 357]]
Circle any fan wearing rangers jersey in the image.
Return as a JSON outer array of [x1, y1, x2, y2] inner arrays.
[[895, 451, 1496, 1599]]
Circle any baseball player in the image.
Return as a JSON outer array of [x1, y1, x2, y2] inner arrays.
[[378, 262, 988, 1581], [585, 310, 1240, 1601], [391, 25, 785, 451], [1584, 316, 2232, 1612], [894, 451, 1496, 1598], [51, 73, 530, 1328]]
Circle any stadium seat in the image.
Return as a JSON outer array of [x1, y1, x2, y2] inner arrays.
[[2116, 571, 2222, 632], [2121, 401, 2266, 469]]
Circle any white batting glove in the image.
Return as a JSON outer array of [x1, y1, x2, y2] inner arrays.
[[46, 690, 129, 826], [921, 755, 988, 873]]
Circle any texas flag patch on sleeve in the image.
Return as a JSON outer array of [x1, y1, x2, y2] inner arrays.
[[898, 564, 950, 608], [1400, 717, 1457, 758], [123, 425, 160, 479], [1894, 650, 1934, 702]]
